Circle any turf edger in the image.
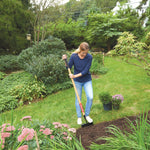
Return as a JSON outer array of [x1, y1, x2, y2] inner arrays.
[[64, 59, 93, 128]]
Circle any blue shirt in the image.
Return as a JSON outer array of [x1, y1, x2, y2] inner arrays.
[[68, 53, 92, 83]]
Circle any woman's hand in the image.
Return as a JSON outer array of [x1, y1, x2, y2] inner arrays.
[[62, 54, 67, 60], [69, 74, 75, 79]]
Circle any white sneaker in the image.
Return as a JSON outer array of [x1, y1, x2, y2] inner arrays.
[[77, 118, 82, 125], [86, 116, 93, 123]]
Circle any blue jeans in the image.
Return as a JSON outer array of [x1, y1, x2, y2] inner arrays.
[[74, 80, 93, 118]]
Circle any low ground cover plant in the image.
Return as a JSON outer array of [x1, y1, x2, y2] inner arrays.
[[0, 55, 21, 73], [0, 72, 6, 80], [10, 78, 46, 105], [0, 115, 84, 150], [0, 72, 46, 112], [0, 70, 73, 112]]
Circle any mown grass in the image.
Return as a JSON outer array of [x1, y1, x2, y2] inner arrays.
[[1, 56, 150, 129]]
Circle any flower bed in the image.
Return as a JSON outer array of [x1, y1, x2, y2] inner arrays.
[[0, 116, 83, 150]]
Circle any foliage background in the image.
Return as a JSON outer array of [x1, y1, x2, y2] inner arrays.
[[1, 0, 150, 53]]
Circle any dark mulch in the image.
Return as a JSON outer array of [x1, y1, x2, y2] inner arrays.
[[76, 112, 150, 150]]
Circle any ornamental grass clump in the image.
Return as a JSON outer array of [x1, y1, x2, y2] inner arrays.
[[90, 112, 150, 150]]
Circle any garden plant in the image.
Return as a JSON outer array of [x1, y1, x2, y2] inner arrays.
[[112, 94, 124, 110], [0, 114, 84, 150], [90, 112, 150, 150], [99, 92, 112, 111]]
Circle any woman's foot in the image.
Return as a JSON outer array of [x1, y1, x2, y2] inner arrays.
[[77, 118, 82, 125], [86, 116, 93, 123]]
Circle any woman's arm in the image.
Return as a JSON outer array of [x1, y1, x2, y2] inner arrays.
[[69, 73, 82, 79]]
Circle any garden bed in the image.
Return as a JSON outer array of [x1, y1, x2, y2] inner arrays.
[[76, 112, 150, 150]]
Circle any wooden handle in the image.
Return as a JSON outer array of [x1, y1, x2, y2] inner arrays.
[[34, 131, 40, 150], [68, 68, 85, 115], [63, 59, 85, 115]]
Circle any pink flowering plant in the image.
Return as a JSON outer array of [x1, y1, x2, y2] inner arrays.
[[112, 94, 124, 106], [0, 116, 83, 150]]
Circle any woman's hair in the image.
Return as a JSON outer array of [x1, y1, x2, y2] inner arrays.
[[73, 42, 89, 53]]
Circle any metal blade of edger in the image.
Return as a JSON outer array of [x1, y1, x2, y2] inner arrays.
[[81, 122, 93, 128], [81, 115, 93, 128]]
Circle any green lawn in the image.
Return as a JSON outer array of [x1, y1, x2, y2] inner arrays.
[[1, 56, 150, 128]]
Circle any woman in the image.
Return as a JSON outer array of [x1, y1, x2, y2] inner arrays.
[[62, 42, 93, 125]]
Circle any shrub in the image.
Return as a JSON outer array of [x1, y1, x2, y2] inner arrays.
[[90, 52, 108, 74], [112, 32, 150, 75], [22, 55, 69, 84], [45, 81, 73, 95], [0, 55, 21, 72], [91, 53, 103, 64], [113, 32, 148, 56], [18, 36, 68, 84], [145, 32, 150, 46], [18, 36, 66, 67], [99, 92, 112, 104]]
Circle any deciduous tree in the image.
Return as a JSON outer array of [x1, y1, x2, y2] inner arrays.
[[87, 12, 124, 51]]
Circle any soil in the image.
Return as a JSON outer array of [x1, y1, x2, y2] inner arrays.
[[76, 112, 150, 150]]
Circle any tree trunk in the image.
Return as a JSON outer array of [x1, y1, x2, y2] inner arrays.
[[34, 27, 37, 43], [107, 40, 111, 51], [37, 26, 40, 43]]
